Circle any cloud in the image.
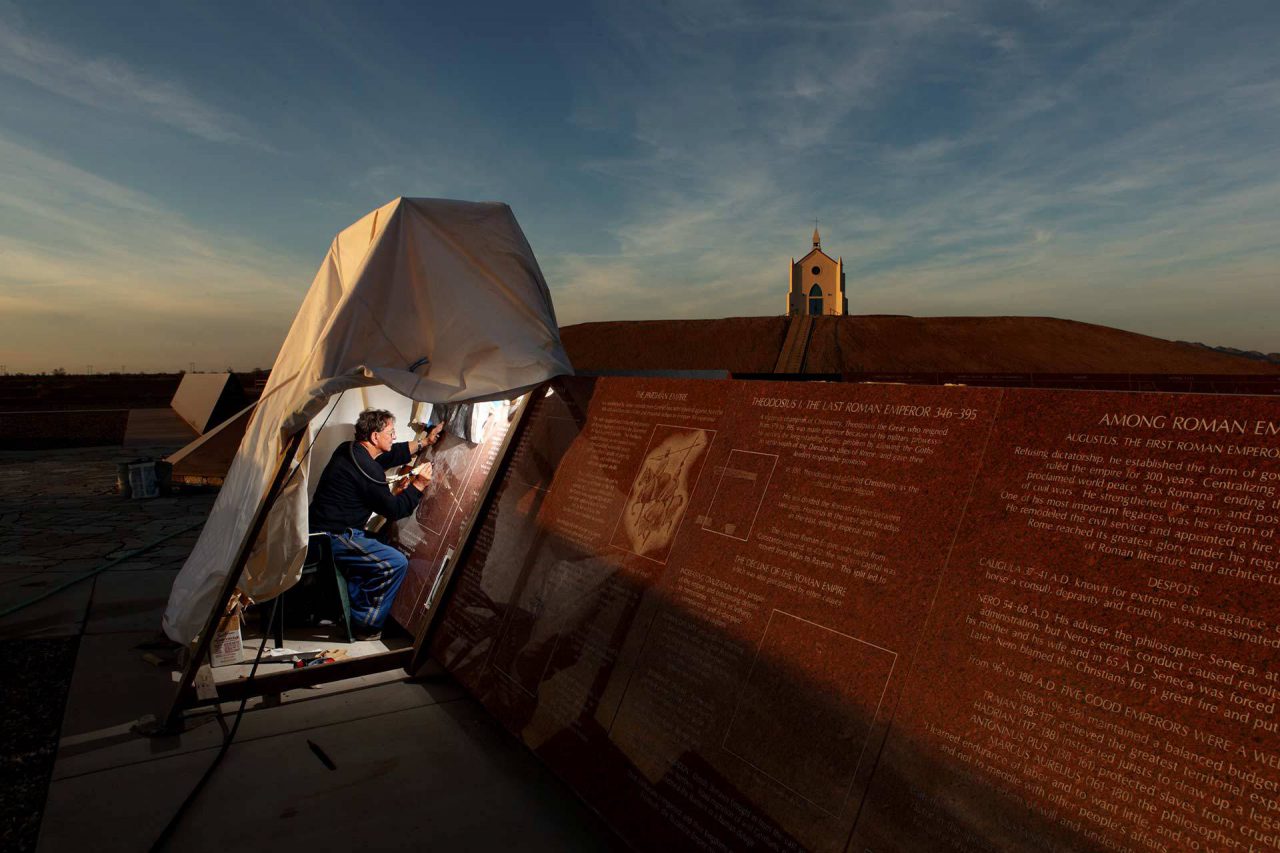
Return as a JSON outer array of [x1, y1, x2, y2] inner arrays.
[[0, 135, 307, 371], [0, 15, 258, 145], [545, 0, 1280, 352]]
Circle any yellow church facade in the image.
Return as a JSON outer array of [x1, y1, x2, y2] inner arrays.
[[786, 228, 847, 316]]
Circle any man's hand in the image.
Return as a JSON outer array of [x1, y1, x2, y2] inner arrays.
[[411, 462, 433, 491], [409, 423, 444, 455]]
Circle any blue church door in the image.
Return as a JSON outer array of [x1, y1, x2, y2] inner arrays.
[[808, 284, 823, 316]]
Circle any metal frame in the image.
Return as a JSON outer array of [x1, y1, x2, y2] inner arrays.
[[160, 429, 305, 732], [407, 385, 543, 675], [159, 384, 547, 730], [178, 648, 413, 707]]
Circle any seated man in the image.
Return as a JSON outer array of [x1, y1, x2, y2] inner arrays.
[[308, 408, 441, 639]]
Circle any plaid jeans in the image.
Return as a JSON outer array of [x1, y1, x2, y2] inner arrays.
[[327, 529, 408, 631]]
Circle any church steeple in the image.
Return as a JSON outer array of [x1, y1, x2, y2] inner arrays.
[[788, 226, 847, 316]]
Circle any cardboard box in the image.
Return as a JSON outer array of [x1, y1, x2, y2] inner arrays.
[[210, 608, 243, 667]]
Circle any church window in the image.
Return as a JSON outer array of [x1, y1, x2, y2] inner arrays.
[[808, 284, 823, 316], [811, 265, 821, 275]]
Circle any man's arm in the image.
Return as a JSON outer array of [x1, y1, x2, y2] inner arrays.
[[362, 477, 423, 521], [374, 441, 413, 469], [375, 424, 443, 469]]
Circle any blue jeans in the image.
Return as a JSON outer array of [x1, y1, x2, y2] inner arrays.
[[327, 529, 408, 631]]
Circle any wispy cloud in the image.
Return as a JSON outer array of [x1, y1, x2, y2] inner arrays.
[[0, 15, 258, 145], [0, 135, 307, 371], [0, 0, 1276, 371], [545, 0, 1280, 351]]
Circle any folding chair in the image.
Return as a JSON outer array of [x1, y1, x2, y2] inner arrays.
[[272, 533, 355, 646]]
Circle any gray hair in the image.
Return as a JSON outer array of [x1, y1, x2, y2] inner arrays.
[[354, 409, 394, 443]]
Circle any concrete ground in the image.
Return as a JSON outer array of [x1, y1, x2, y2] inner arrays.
[[0, 444, 618, 853]]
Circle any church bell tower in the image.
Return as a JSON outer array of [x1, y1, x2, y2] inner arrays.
[[787, 227, 846, 316]]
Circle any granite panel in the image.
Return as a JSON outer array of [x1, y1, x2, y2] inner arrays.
[[855, 388, 1280, 851], [430, 377, 1000, 851], [427, 379, 1280, 851], [389, 402, 517, 634]]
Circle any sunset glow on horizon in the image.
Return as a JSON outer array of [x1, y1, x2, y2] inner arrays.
[[1, 1, 1277, 373]]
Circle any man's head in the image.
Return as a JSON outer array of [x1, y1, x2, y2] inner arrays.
[[354, 409, 396, 453]]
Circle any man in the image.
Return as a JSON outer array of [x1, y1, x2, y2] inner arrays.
[[309, 408, 442, 639]]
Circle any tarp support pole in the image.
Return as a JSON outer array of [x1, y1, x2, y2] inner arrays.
[[160, 429, 306, 733]]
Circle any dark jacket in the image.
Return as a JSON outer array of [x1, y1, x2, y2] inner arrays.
[[309, 441, 423, 533]]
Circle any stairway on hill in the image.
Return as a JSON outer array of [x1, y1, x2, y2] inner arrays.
[[773, 315, 815, 373]]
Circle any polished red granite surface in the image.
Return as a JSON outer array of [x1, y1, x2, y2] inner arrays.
[[390, 403, 515, 634], [428, 378, 1280, 851], [428, 377, 996, 850], [856, 389, 1280, 852]]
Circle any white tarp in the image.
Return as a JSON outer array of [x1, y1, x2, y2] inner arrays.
[[163, 197, 572, 644]]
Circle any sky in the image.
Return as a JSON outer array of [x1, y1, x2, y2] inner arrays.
[[0, 0, 1277, 373]]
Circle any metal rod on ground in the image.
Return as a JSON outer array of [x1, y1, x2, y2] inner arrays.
[[159, 429, 305, 733]]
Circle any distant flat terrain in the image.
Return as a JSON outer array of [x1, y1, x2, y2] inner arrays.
[[0, 372, 263, 450], [0, 374, 183, 412], [0, 371, 269, 413]]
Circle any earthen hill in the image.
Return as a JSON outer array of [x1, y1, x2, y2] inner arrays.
[[560, 315, 1280, 375]]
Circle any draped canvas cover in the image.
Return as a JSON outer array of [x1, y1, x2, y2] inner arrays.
[[163, 198, 572, 644]]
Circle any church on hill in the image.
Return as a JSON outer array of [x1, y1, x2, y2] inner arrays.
[[786, 227, 847, 316]]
